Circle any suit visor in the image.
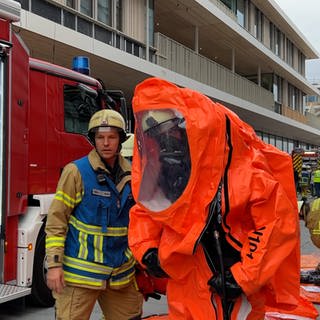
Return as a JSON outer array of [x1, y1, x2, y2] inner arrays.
[[135, 109, 191, 212]]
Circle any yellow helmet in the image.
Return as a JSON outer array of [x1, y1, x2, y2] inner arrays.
[[141, 109, 178, 134], [88, 109, 127, 143]]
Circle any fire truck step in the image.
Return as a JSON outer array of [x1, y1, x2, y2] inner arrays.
[[0, 284, 31, 304]]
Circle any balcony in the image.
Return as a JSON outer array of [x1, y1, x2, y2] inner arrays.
[[154, 32, 275, 111], [154, 32, 320, 132]]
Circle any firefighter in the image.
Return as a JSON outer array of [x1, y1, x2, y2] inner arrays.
[[300, 165, 311, 198], [313, 167, 320, 198], [128, 78, 318, 319], [45, 109, 143, 320]]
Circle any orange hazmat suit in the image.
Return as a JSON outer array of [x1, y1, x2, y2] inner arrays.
[[129, 78, 318, 319]]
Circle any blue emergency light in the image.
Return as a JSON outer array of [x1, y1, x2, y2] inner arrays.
[[72, 56, 90, 75]]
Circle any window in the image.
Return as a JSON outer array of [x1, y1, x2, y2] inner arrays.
[[298, 50, 305, 75], [286, 39, 294, 67], [273, 74, 282, 103], [288, 140, 294, 154], [97, 0, 112, 26], [95, 25, 112, 44], [254, 7, 263, 41], [256, 131, 262, 140], [32, 0, 61, 24], [116, 0, 123, 31], [220, 0, 236, 11], [288, 83, 299, 110], [66, 0, 76, 9], [307, 96, 317, 103], [63, 10, 76, 30], [78, 17, 93, 37], [126, 40, 133, 54], [64, 84, 100, 134], [269, 135, 275, 147], [275, 29, 281, 57], [282, 139, 288, 153], [236, 0, 246, 27], [116, 34, 121, 49], [276, 136, 283, 150], [262, 134, 269, 144], [270, 23, 282, 57], [148, 0, 154, 45], [80, 0, 93, 17], [261, 73, 273, 92], [134, 43, 140, 57]]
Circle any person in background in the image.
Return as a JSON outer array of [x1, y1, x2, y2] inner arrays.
[[294, 168, 300, 194], [45, 109, 143, 320], [313, 167, 320, 198], [310, 168, 315, 197], [300, 165, 311, 198]]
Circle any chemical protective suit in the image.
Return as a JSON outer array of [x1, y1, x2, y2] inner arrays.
[[128, 78, 318, 319]]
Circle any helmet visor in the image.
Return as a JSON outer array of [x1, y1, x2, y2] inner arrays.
[[135, 109, 191, 212]]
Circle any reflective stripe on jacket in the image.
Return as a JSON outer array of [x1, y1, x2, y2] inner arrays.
[[314, 170, 320, 183], [300, 171, 310, 186], [63, 156, 136, 288]]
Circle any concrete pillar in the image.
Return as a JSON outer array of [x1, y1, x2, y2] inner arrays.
[[194, 25, 199, 53], [146, 0, 149, 61], [231, 48, 235, 73]]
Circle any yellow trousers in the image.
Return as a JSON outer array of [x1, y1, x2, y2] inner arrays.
[[53, 281, 143, 320]]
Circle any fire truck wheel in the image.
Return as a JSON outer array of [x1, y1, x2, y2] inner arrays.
[[28, 223, 55, 307]]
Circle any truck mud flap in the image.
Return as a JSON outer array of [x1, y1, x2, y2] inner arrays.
[[0, 284, 31, 304]]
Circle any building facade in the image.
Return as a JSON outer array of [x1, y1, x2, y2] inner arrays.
[[13, 0, 320, 153]]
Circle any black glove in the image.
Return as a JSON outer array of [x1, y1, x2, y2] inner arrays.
[[142, 248, 168, 278], [208, 270, 242, 301]]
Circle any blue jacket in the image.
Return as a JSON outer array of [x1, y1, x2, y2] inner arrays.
[[63, 155, 136, 288]]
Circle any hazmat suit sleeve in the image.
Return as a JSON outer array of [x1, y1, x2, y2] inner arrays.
[[230, 170, 299, 299], [129, 204, 163, 264]]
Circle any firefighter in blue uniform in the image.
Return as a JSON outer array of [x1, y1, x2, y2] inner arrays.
[[45, 109, 143, 320]]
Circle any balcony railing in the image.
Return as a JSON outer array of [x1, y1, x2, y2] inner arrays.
[[154, 32, 275, 111], [305, 111, 320, 129]]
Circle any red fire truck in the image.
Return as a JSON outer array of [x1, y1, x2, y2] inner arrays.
[[0, 0, 128, 307], [292, 148, 320, 175]]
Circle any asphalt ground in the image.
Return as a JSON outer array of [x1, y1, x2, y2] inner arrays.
[[0, 218, 319, 319]]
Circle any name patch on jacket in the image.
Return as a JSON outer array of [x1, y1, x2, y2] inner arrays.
[[92, 189, 111, 197]]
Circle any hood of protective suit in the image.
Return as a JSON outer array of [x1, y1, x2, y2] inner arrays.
[[132, 78, 228, 232]]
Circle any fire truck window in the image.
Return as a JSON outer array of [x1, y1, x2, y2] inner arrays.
[[64, 84, 100, 134]]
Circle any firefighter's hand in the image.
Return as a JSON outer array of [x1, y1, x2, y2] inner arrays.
[[208, 270, 242, 301], [142, 248, 169, 278], [47, 266, 65, 294]]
